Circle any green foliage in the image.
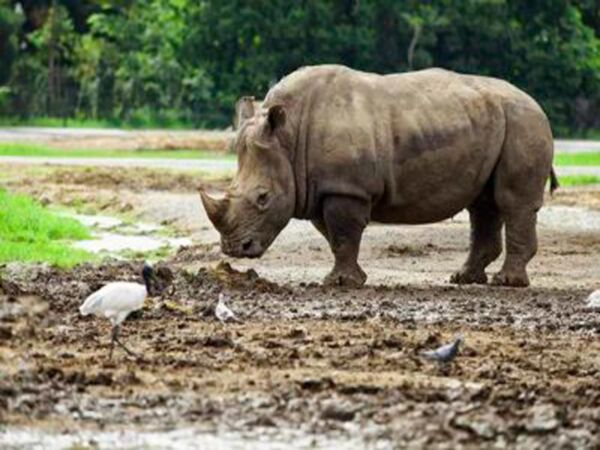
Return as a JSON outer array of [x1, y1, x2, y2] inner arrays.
[[0, 0, 598, 132], [0, 189, 93, 267], [0, 3, 20, 85]]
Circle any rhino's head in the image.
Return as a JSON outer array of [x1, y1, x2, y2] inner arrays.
[[200, 104, 295, 258]]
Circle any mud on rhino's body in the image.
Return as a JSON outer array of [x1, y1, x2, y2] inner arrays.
[[201, 64, 556, 287]]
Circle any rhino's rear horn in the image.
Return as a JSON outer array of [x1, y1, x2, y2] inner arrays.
[[199, 189, 229, 229]]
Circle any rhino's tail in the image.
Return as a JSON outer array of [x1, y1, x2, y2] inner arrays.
[[549, 167, 559, 195]]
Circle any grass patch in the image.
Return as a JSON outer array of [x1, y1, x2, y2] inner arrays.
[[0, 190, 94, 267], [0, 142, 235, 160], [557, 175, 600, 187], [554, 152, 600, 166]]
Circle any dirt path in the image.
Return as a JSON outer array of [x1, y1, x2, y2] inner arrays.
[[1, 166, 600, 448]]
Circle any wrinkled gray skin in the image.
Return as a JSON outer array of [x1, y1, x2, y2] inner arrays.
[[201, 64, 556, 288]]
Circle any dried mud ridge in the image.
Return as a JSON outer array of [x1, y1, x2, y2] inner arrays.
[[1, 253, 599, 448]]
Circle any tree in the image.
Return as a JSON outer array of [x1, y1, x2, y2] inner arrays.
[[0, 2, 20, 85]]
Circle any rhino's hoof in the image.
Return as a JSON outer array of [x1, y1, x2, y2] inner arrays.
[[323, 267, 366, 288], [450, 269, 487, 285], [490, 271, 530, 288]]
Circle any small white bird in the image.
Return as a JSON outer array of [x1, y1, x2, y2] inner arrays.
[[215, 293, 242, 324], [586, 290, 600, 309], [421, 335, 463, 364], [79, 263, 155, 359]]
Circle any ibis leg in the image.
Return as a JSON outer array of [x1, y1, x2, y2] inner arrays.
[[112, 325, 140, 359], [109, 325, 117, 360]]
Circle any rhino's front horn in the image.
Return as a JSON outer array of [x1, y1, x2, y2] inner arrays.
[[199, 188, 229, 229]]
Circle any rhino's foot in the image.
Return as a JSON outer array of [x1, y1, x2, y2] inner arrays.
[[323, 266, 367, 288], [490, 270, 530, 288], [450, 269, 487, 285]]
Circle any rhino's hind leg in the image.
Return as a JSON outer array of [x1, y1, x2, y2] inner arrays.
[[490, 209, 537, 287], [450, 194, 503, 285], [489, 107, 550, 288], [321, 196, 369, 287]]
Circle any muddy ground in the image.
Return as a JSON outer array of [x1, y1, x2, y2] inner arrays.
[[1, 164, 600, 448]]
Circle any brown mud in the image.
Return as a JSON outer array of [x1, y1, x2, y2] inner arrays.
[[1, 166, 600, 448]]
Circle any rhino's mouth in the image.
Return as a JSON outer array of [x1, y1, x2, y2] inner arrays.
[[221, 237, 265, 258]]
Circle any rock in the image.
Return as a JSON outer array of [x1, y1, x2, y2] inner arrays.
[[287, 327, 306, 339], [203, 335, 235, 348], [320, 400, 356, 422], [526, 404, 562, 432], [452, 412, 504, 439], [246, 415, 277, 427], [86, 372, 114, 386], [337, 384, 382, 395], [0, 325, 13, 341], [454, 416, 496, 439], [298, 377, 335, 392], [38, 195, 51, 206]]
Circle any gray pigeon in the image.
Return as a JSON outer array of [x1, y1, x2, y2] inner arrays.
[[586, 290, 600, 309], [215, 293, 242, 324], [420, 335, 462, 363]]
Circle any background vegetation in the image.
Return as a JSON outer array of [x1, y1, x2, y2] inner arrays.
[[0, 0, 598, 134]]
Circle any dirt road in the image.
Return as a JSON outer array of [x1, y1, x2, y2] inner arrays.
[[1, 166, 599, 448]]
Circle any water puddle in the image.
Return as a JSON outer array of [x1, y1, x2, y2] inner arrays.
[[73, 233, 191, 253], [61, 213, 192, 257]]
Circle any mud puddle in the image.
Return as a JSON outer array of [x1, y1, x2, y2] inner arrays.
[[62, 212, 192, 256], [1, 426, 373, 450]]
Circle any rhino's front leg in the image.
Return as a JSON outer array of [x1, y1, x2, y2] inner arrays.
[[321, 196, 369, 287]]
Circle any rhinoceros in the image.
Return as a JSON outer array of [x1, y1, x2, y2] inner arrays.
[[200, 64, 557, 288]]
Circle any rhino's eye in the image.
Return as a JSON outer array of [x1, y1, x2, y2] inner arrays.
[[256, 192, 269, 209]]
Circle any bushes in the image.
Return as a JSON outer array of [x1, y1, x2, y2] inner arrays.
[[0, 0, 598, 132]]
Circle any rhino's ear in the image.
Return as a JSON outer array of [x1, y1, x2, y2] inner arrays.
[[234, 96, 256, 130], [266, 105, 286, 133]]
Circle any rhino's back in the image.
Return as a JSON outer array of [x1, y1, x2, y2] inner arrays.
[[268, 65, 550, 223]]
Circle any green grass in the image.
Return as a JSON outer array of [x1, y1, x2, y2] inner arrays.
[[554, 152, 600, 166], [0, 142, 235, 160], [0, 190, 94, 267], [557, 175, 600, 187]]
